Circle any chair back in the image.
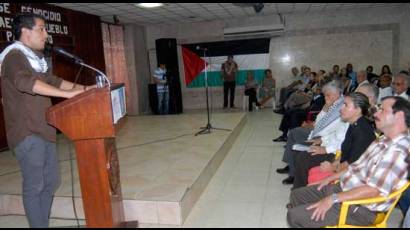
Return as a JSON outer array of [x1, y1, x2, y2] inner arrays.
[[327, 181, 410, 228], [372, 181, 410, 227]]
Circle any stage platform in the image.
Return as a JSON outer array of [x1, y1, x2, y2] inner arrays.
[[0, 110, 246, 225]]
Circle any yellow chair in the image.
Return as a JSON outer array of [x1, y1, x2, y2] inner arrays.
[[327, 181, 410, 228], [334, 150, 342, 161]]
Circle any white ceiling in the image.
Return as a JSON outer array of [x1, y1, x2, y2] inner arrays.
[[49, 3, 404, 26]]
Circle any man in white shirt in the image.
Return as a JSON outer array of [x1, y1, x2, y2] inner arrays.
[[354, 70, 369, 92], [392, 73, 409, 101], [377, 74, 393, 104]]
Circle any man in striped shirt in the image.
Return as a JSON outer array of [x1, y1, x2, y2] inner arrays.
[[287, 96, 410, 228], [152, 63, 169, 114]]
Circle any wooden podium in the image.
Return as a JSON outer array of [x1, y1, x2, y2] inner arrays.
[[47, 83, 137, 228]]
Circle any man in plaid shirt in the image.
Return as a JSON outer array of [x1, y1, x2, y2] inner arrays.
[[287, 96, 410, 228]]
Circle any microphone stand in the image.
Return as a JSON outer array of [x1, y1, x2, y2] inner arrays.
[[52, 45, 111, 88], [77, 61, 111, 88], [195, 48, 231, 136]]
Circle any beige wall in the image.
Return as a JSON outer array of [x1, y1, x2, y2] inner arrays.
[[125, 4, 410, 112]]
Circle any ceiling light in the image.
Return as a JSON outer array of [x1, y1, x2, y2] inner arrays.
[[136, 3, 164, 8]]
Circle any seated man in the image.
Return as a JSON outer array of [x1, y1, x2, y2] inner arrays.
[[244, 71, 261, 111], [292, 92, 376, 189], [276, 66, 305, 112], [392, 73, 409, 100], [274, 65, 310, 113], [287, 96, 410, 228], [377, 74, 393, 104], [353, 70, 369, 92], [355, 82, 380, 128], [276, 81, 348, 185], [273, 85, 325, 142]]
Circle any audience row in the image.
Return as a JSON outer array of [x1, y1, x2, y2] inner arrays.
[[268, 64, 410, 228]]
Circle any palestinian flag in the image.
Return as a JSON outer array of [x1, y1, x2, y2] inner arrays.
[[182, 38, 270, 88]]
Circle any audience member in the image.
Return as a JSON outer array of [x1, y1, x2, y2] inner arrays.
[[259, 69, 276, 107], [301, 66, 312, 87], [355, 82, 380, 127], [283, 87, 312, 112], [355, 83, 379, 107], [303, 92, 375, 187], [328, 65, 340, 81], [311, 70, 325, 93], [380, 64, 392, 76], [340, 68, 354, 95], [346, 63, 357, 89], [392, 73, 409, 100], [273, 86, 325, 142], [277, 67, 304, 112], [353, 70, 369, 92], [366, 65, 379, 84], [244, 71, 261, 111], [276, 81, 346, 185], [287, 96, 410, 228], [377, 74, 393, 104]]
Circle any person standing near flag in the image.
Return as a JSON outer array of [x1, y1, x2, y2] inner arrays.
[[221, 55, 238, 109], [153, 63, 169, 114]]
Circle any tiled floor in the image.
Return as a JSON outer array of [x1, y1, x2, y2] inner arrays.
[[0, 109, 405, 228]]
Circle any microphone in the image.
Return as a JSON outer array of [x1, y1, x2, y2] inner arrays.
[[53, 46, 83, 63], [196, 45, 207, 51]]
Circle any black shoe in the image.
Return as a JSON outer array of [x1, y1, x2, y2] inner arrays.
[[274, 108, 285, 114], [282, 176, 294, 185], [276, 165, 289, 174], [273, 135, 287, 142]]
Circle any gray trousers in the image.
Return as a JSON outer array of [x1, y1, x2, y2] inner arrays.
[[157, 90, 169, 115], [14, 134, 60, 228], [282, 127, 311, 177], [287, 184, 377, 228]]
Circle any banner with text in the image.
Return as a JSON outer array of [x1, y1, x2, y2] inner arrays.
[[0, 3, 71, 45]]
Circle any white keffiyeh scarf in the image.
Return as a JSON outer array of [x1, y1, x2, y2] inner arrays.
[[310, 96, 344, 138], [0, 41, 48, 74]]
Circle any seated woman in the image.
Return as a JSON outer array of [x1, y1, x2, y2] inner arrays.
[[244, 71, 261, 111], [258, 69, 276, 107], [293, 92, 376, 189]]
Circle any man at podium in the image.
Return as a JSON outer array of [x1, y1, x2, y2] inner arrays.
[[0, 13, 93, 228]]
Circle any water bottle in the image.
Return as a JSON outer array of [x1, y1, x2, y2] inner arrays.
[[96, 74, 104, 88]]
